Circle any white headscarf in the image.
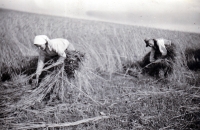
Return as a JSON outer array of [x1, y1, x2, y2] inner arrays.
[[34, 35, 50, 46]]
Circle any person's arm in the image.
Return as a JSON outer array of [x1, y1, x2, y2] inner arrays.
[[36, 52, 45, 80], [56, 52, 66, 64], [150, 48, 156, 62]]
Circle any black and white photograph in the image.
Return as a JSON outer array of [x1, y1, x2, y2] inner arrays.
[[0, 0, 200, 129]]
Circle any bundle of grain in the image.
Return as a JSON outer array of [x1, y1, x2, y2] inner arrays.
[[185, 48, 200, 71], [64, 50, 85, 78]]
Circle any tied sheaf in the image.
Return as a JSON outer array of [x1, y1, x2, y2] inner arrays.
[[63, 51, 85, 78], [185, 48, 200, 71]]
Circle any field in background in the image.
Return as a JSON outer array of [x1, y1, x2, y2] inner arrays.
[[0, 9, 200, 129]]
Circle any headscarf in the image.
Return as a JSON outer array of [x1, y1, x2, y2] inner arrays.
[[144, 38, 155, 47], [34, 35, 49, 46]]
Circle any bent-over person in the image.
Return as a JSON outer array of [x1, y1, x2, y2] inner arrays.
[[142, 38, 176, 77], [33, 35, 75, 84], [144, 38, 171, 63]]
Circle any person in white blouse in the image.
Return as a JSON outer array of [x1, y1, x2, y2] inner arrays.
[[33, 35, 75, 84], [144, 38, 172, 63]]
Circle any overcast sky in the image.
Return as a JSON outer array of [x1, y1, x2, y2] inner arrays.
[[0, 0, 200, 33]]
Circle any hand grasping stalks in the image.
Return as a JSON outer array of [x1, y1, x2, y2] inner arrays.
[[30, 50, 85, 87]]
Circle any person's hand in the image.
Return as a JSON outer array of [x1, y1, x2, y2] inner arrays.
[[57, 57, 65, 64], [35, 77, 39, 86], [31, 75, 39, 88]]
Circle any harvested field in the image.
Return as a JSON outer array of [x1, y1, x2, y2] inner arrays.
[[0, 9, 200, 130]]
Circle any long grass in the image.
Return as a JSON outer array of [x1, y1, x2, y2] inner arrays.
[[0, 9, 200, 129]]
